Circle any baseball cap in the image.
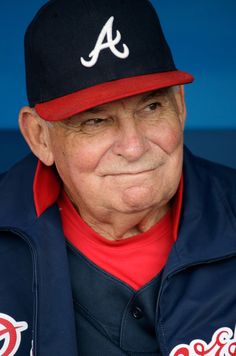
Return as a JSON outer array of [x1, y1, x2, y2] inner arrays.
[[25, 0, 194, 121]]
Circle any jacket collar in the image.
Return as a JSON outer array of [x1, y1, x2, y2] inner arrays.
[[164, 147, 236, 277]]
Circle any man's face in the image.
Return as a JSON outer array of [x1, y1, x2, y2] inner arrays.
[[47, 86, 186, 218]]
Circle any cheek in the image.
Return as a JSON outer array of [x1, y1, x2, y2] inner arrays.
[[148, 118, 183, 154], [55, 135, 111, 175]]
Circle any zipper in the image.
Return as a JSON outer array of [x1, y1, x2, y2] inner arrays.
[[0, 227, 38, 356]]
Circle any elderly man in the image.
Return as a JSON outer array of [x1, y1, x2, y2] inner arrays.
[[0, 0, 236, 355]]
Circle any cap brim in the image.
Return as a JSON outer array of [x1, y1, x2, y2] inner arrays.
[[35, 70, 194, 121]]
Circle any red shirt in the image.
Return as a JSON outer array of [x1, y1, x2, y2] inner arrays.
[[34, 161, 183, 290]]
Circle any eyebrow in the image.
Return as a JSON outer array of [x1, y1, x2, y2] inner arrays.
[[85, 106, 105, 114], [141, 89, 168, 103], [82, 88, 169, 115]]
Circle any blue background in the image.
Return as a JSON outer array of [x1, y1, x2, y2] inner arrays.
[[0, 0, 235, 171]]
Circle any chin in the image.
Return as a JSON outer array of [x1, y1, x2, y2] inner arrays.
[[118, 186, 161, 212]]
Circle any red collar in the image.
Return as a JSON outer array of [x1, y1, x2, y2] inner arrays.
[[33, 160, 61, 217], [33, 159, 183, 239]]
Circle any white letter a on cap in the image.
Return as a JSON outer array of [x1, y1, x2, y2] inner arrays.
[[81, 16, 130, 68]]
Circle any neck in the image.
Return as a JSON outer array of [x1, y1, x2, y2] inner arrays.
[[77, 203, 170, 241]]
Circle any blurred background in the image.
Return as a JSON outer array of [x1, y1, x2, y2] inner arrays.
[[0, 0, 235, 172]]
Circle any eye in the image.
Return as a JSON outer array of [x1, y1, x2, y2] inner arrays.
[[81, 118, 106, 126], [79, 116, 114, 133], [144, 102, 160, 112]]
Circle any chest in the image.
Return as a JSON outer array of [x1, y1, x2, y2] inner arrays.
[[67, 243, 163, 355]]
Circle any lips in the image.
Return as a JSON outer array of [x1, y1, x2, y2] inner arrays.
[[97, 156, 166, 177], [110, 168, 155, 176], [100, 162, 165, 176]]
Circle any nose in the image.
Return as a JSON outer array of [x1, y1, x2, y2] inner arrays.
[[112, 118, 149, 162]]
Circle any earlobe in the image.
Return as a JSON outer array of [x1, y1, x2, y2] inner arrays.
[[18, 106, 54, 166]]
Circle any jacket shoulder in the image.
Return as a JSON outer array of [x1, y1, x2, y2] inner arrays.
[[0, 154, 38, 227], [184, 147, 236, 215], [187, 149, 236, 183]]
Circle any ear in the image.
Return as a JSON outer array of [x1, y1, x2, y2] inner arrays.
[[173, 85, 187, 129], [18, 106, 54, 166]]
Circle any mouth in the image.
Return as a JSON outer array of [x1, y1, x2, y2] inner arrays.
[[105, 168, 158, 176], [98, 160, 165, 177]]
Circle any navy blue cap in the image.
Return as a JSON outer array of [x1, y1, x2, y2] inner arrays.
[[24, 0, 194, 121]]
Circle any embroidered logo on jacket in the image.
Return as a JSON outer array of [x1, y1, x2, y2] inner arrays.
[[0, 313, 28, 356], [80, 16, 130, 67], [170, 326, 236, 356]]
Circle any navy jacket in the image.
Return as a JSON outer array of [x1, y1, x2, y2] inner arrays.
[[0, 147, 236, 355]]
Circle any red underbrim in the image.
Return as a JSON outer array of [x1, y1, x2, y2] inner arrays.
[[35, 70, 194, 121]]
